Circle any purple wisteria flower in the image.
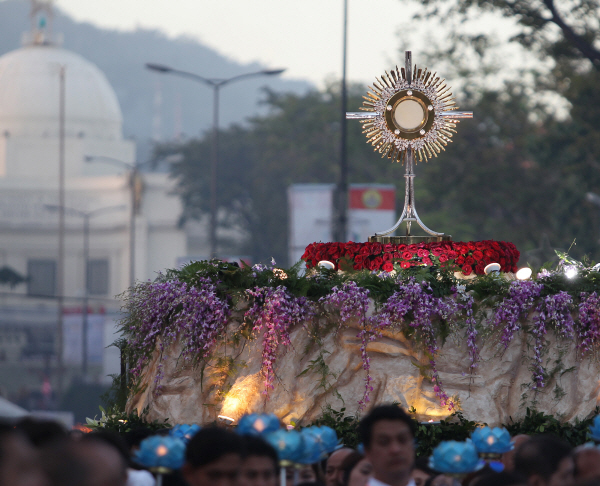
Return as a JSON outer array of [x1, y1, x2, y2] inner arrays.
[[245, 286, 314, 393], [578, 292, 600, 356], [492, 280, 543, 348], [450, 284, 479, 372], [320, 281, 370, 325], [531, 291, 574, 389], [319, 282, 371, 407], [371, 278, 458, 410], [464, 295, 479, 371], [320, 278, 471, 410], [125, 278, 230, 392]]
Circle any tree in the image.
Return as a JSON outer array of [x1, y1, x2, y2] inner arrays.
[[0, 265, 26, 287], [413, 0, 600, 68]]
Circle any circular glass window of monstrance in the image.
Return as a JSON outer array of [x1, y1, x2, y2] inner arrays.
[[393, 98, 427, 132]]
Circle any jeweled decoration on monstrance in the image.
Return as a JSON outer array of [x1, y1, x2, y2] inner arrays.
[[347, 51, 472, 243]]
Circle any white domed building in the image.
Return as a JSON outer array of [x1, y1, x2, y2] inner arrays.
[[0, 46, 124, 144], [0, 7, 187, 401]]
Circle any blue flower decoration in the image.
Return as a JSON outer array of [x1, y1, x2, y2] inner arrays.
[[488, 461, 505, 473], [429, 441, 481, 474], [295, 426, 340, 464], [134, 435, 186, 471], [297, 428, 323, 464], [471, 426, 513, 454], [314, 426, 339, 454], [589, 416, 600, 442], [264, 429, 305, 464], [237, 413, 281, 437], [169, 424, 201, 442]]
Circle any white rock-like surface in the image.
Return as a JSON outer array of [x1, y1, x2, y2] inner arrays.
[[127, 309, 600, 426]]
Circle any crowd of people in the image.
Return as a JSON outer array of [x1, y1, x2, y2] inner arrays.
[[2, 404, 600, 486]]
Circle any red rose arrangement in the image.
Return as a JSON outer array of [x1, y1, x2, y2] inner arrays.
[[301, 240, 520, 275]]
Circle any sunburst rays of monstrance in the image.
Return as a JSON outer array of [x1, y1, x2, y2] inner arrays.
[[347, 51, 472, 244]]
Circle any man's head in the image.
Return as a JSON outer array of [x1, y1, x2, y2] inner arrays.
[[239, 435, 279, 486], [72, 437, 128, 486], [325, 448, 354, 486], [16, 418, 67, 449], [338, 452, 367, 486], [358, 405, 416, 486], [502, 435, 531, 472], [40, 436, 127, 486], [513, 435, 574, 486], [574, 446, 600, 481], [469, 471, 527, 486], [0, 423, 48, 486], [183, 427, 244, 486]]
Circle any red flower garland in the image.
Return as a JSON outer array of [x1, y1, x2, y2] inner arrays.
[[301, 240, 520, 275]]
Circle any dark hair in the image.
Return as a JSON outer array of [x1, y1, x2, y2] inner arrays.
[[340, 451, 365, 486], [39, 438, 89, 486], [413, 456, 436, 476], [241, 435, 279, 473], [185, 426, 244, 468], [124, 427, 156, 451], [575, 479, 600, 486], [84, 430, 131, 466], [471, 471, 527, 486], [162, 470, 191, 486], [358, 404, 416, 449], [461, 464, 493, 486], [514, 435, 573, 481], [312, 462, 325, 482], [15, 417, 67, 447], [0, 422, 18, 465], [423, 475, 439, 486], [39, 435, 128, 486]]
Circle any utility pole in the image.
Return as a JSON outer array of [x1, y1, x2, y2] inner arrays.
[[56, 64, 65, 400], [335, 0, 349, 242]]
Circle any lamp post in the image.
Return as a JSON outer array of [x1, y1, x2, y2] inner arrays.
[[587, 192, 600, 244], [145, 63, 285, 259], [335, 0, 349, 243], [84, 155, 141, 288], [56, 63, 66, 401], [45, 204, 125, 378], [586, 192, 600, 208]]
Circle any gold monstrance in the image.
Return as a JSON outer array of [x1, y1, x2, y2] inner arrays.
[[347, 51, 472, 244]]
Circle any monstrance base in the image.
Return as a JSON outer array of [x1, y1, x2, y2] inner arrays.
[[368, 235, 453, 244]]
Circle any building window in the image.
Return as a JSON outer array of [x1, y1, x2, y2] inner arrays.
[[87, 259, 109, 295], [27, 259, 56, 297]]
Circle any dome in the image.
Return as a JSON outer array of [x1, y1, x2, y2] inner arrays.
[[0, 45, 123, 140]]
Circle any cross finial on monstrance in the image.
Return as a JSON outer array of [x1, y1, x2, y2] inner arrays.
[[347, 51, 472, 244]]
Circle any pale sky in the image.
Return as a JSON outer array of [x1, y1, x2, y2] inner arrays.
[[54, 0, 423, 88], [51, 0, 556, 116]]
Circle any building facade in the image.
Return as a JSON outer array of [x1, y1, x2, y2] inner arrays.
[[0, 14, 187, 403]]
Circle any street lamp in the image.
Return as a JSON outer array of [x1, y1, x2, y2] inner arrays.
[[145, 63, 285, 258], [586, 192, 600, 207], [84, 155, 141, 287], [587, 192, 600, 244], [335, 0, 349, 243], [85, 154, 183, 286], [45, 204, 125, 378]]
